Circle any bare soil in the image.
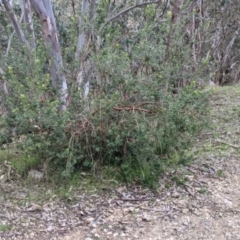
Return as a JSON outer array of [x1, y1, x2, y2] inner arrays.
[[1, 84, 240, 240]]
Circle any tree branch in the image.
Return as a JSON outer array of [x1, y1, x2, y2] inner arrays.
[[100, 0, 160, 32]]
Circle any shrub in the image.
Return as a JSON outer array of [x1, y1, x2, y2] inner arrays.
[[0, 2, 209, 188]]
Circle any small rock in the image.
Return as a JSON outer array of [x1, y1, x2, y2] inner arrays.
[[123, 208, 130, 215], [182, 216, 190, 226], [193, 209, 201, 216], [178, 199, 188, 205], [182, 221, 189, 226], [227, 221, 233, 227], [28, 170, 44, 181], [204, 221, 211, 227], [47, 225, 54, 232], [142, 213, 152, 222], [46, 189, 52, 195], [116, 186, 126, 193], [113, 233, 119, 237], [182, 208, 189, 214], [29, 232, 35, 237], [172, 191, 180, 198], [235, 234, 240, 239], [225, 232, 232, 238], [91, 223, 97, 228], [124, 226, 131, 232], [90, 229, 96, 234], [223, 199, 233, 207], [131, 223, 138, 228], [209, 80, 215, 86], [85, 217, 94, 224]]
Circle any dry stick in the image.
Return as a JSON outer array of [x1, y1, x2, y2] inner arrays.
[[113, 107, 152, 113], [6, 31, 15, 56], [115, 197, 154, 202], [202, 131, 227, 135], [216, 139, 240, 149], [140, 207, 170, 212]]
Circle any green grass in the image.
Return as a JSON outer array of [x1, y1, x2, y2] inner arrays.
[[0, 224, 12, 232], [0, 149, 38, 176]]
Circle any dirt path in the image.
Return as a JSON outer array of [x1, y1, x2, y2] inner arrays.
[[1, 85, 240, 240]]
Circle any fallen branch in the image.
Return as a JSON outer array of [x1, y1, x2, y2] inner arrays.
[[114, 106, 153, 113], [140, 207, 170, 212], [115, 197, 154, 201], [216, 139, 240, 149]]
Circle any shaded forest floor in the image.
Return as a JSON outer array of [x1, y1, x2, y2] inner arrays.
[[1, 84, 240, 240]]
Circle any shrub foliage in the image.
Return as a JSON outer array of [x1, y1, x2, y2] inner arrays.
[[0, 1, 210, 187]]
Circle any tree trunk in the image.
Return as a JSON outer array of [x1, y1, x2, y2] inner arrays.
[[75, 0, 96, 102], [166, 0, 184, 51], [29, 0, 68, 111], [21, 0, 36, 48], [2, 0, 30, 50]]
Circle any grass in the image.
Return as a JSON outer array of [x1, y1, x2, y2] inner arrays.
[[0, 148, 111, 207], [0, 224, 12, 232], [198, 188, 208, 194]]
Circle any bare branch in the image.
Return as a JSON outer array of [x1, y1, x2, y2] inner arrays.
[[75, 0, 90, 59], [100, 0, 161, 32], [6, 31, 15, 55]]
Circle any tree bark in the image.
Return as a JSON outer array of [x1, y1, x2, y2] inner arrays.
[[21, 0, 36, 48], [166, 0, 184, 52], [75, 0, 96, 102], [29, 0, 68, 111], [2, 0, 30, 50]]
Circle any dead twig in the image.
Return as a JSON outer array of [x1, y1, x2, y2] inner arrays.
[[113, 106, 153, 114], [115, 197, 155, 201], [215, 139, 240, 149], [140, 207, 170, 212]]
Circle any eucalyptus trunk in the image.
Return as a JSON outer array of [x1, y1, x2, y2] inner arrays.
[[29, 0, 68, 111]]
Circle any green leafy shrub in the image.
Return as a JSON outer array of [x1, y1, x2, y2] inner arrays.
[[0, 2, 209, 188]]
